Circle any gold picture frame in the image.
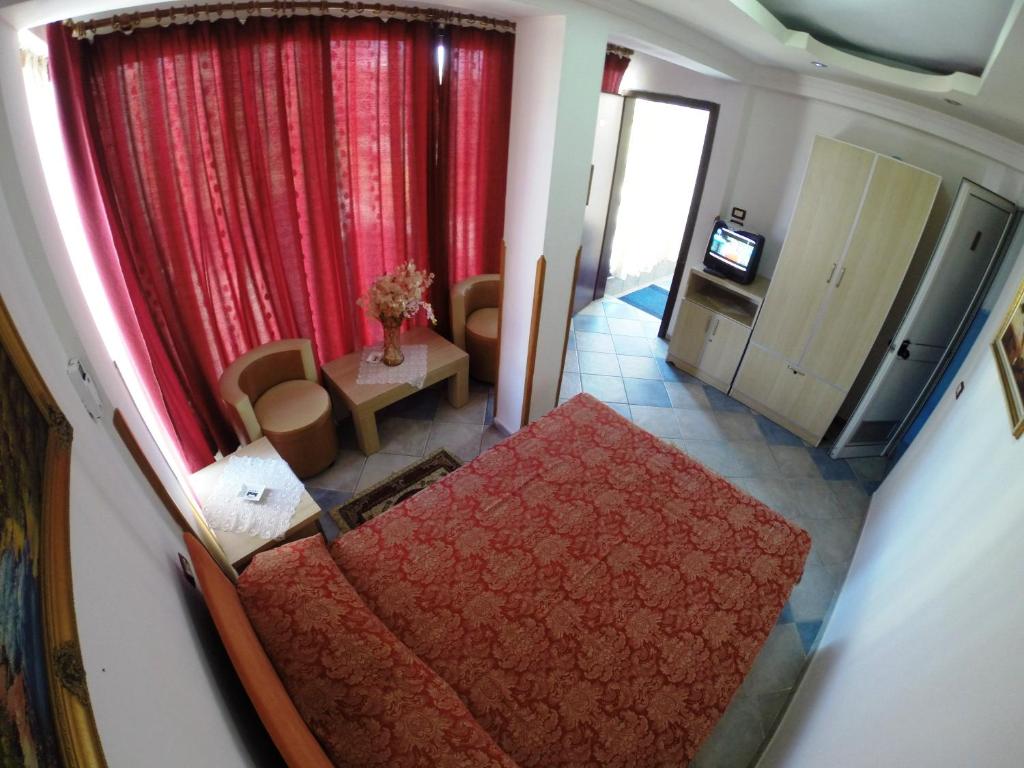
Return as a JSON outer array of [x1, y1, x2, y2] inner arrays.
[[0, 296, 106, 766], [993, 276, 1024, 439]]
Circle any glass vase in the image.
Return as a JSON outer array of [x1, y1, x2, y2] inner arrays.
[[380, 317, 404, 366]]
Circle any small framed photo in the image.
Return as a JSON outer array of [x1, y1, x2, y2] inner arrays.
[[993, 277, 1024, 439]]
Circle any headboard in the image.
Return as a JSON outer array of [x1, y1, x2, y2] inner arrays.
[[184, 533, 332, 767]]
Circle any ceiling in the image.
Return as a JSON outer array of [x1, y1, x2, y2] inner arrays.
[[759, 0, 1014, 76], [631, 0, 1024, 145]]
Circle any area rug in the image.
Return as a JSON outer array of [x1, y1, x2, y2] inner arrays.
[[326, 449, 462, 533], [619, 283, 669, 318]]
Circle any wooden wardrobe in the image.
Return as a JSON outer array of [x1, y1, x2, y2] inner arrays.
[[732, 136, 940, 445]]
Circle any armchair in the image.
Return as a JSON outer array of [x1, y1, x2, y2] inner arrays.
[[219, 339, 337, 479], [451, 274, 501, 383]]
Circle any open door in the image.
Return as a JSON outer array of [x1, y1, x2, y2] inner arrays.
[[831, 180, 1016, 459]]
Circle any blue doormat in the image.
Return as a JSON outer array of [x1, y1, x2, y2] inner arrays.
[[619, 284, 669, 318]]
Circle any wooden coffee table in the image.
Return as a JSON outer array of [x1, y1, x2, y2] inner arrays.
[[322, 327, 470, 455]]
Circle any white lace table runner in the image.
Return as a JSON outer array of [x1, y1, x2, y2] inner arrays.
[[356, 343, 428, 388], [202, 456, 304, 540]]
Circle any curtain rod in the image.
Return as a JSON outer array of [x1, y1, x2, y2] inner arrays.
[[607, 44, 633, 59], [65, 2, 516, 41]]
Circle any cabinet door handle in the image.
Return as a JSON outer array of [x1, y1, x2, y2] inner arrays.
[[789, 365, 806, 377], [710, 318, 720, 337], [835, 266, 847, 287], [825, 263, 837, 284]]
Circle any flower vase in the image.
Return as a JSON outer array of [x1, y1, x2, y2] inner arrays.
[[380, 317, 404, 366]]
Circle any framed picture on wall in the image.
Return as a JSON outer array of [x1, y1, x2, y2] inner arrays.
[[0, 297, 106, 766], [993, 277, 1024, 439]]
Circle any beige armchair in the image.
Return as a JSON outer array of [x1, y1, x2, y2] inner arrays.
[[451, 274, 501, 383], [219, 339, 337, 479]]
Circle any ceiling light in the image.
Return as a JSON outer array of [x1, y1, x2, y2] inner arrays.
[[812, 61, 828, 68], [944, 98, 962, 106]]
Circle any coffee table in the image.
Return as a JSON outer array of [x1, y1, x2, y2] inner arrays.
[[321, 327, 470, 455]]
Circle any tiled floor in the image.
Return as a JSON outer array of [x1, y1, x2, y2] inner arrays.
[[305, 289, 890, 768]]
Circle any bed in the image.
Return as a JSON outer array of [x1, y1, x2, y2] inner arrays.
[[186, 393, 810, 767]]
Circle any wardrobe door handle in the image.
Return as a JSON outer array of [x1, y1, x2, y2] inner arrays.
[[835, 266, 847, 287], [825, 263, 837, 284], [710, 318, 720, 337]]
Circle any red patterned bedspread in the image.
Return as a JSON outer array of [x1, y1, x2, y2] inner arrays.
[[330, 394, 810, 767]]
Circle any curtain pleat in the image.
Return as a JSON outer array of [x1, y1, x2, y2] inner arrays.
[[602, 51, 630, 94], [48, 17, 510, 470]]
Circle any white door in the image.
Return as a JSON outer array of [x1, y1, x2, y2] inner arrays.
[[831, 180, 1016, 458]]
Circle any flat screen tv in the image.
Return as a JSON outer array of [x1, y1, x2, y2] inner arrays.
[[703, 220, 764, 285]]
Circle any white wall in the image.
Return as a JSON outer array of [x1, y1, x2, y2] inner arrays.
[[0, 21, 267, 768], [758, 227, 1024, 768]]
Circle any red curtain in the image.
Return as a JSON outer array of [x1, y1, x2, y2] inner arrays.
[[602, 51, 630, 94], [49, 18, 444, 469], [439, 27, 514, 284]]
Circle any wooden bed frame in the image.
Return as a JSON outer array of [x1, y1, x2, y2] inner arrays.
[[184, 533, 330, 766]]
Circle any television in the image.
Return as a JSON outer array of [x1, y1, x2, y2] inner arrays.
[[703, 220, 764, 285]]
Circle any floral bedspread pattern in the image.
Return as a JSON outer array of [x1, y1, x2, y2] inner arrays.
[[331, 393, 811, 767], [238, 535, 518, 768]]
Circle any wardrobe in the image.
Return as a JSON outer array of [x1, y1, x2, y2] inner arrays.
[[731, 136, 941, 445]]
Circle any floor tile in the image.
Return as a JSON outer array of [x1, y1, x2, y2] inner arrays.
[[630, 405, 682, 438], [733, 477, 801, 519], [611, 334, 653, 356], [664, 380, 712, 410], [377, 416, 431, 456], [791, 478, 845, 519], [380, 386, 440, 421], [730, 442, 782, 478], [847, 456, 889, 482], [649, 336, 670, 358], [578, 350, 621, 376], [715, 411, 765, 442], [676, 439, 737, 476], [770, 445, 821, 478], [603, 300, 649, 320], [796, 515, 864, 568], [575, 330, 615, 353], [641, 320, 663, 338], [603, 402, 632, 419], [435, 389, 489, 425], [676, 408, 728, 441], [861, 479, 882, 495], [581, 373, 628, 403], [607, 317, 647, 337], [743, 622, 806, 695], [356, 453, 419, 492], [808, 447, 858, 481], [755, 690, 793, 736], [827, 480, 870, 518], [754, 414, 805, 446], [566, 333, 575, 350], [425, 422, 486, 463], [703, 385, 748, 412], [689, 695, 765, 768], [623, 377, 671, 407], [788, 563, 839, 623], [559, 372, 582, 399], [616, 354, 662, 380], [306, 487, 353, 511], [563, 351, 580, 373], [306, 449, 366, 492], [573, 314, 610, 334], [480, 425, 506, 453], [796, 621, 823, 654], [777, 602, 794, 624], [577, 302, 605, 316], [655, 357, 688, 382]]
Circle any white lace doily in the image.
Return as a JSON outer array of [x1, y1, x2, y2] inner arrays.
[[202, 456, 304, 540], [356, 343, 428, 388]]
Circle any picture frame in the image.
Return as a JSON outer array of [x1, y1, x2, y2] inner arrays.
[[0, 296, 106, 767], [993, 276, 1024, 439]]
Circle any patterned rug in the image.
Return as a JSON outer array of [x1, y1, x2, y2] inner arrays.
[[326, 449, 462, 533], [619, 284, 669, 318]]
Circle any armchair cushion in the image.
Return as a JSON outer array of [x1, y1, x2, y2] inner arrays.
[[466, 308, 499, 342], [254, 380, 331, 436]]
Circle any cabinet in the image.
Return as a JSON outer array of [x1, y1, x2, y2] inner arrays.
[[668, 271, 770, 392], [732, 136, 940, 445]]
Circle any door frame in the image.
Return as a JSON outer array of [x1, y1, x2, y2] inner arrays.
[[594, 90, 719, 338]]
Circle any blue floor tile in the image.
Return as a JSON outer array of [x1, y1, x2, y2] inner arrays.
[[777, 602, 794, 625], [567, 333, 576, 350], [623, 377, 671, 407], [755, 414, 805, 446], [581, 373, 628, 403], [307, 487, 353, 510], [703, 385, 748, 412], [604, 402, 632, 419], [611, 334, 653, 357], [796, 621, 823, 653], [808, 448, 858, 481], [573, 314, 610, 333], [656, 358, 688, 382], [862, 480, 882, 495]]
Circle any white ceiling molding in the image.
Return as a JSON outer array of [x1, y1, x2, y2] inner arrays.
[[730, 0, 982, 97]]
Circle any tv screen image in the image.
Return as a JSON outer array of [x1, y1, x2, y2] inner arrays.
[[703, 221, 764, 284]]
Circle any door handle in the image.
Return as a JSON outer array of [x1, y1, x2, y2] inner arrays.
[[897, 339, 911, 360], [825, 263, 837, 284], [710, 317, 720, 337], [835, 266, 847, 287]]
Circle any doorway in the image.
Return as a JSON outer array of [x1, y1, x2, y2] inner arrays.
[[574, 92, 718, 337]]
